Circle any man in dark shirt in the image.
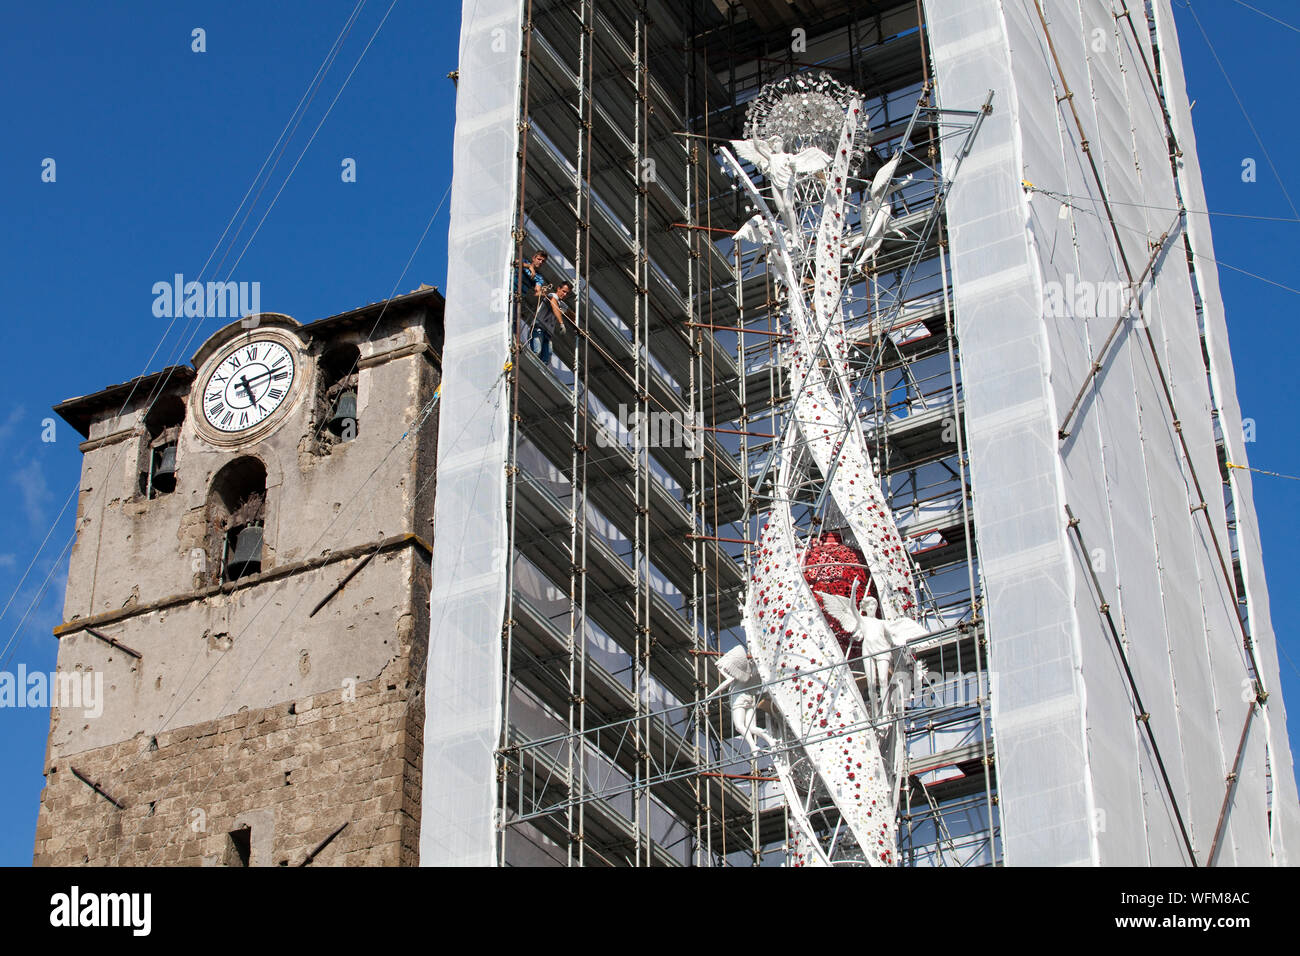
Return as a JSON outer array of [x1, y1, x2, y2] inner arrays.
[[530, 280, 572, 365]]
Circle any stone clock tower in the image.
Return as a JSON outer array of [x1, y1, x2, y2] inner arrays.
[[34, 287, 443, 866]]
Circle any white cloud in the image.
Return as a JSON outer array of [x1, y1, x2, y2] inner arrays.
[[0, 405, 28, 448], [12, 457, 53, 535]]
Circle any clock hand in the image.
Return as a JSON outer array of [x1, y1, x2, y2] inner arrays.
[[234, 366, 285, 388], [238, 375, 256, 404]]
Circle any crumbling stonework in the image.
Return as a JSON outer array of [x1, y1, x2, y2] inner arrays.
[[39, 290, 442, 867], [34, 660, 423, 866]]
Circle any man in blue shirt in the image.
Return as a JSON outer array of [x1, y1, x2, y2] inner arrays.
[[515, 250, 548, 346], [518, 250, 548, 295]]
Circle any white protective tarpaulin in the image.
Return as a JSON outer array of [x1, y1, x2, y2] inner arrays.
[[924, 0, 1297, 865], [1150, 0, 1300, 862], [420, 0, 524, 866]]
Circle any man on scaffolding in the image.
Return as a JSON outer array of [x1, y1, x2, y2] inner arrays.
[[529, 279, 572, 365], [514, 250, 549, 348]]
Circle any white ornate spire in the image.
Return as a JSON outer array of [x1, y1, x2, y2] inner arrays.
[[717, 73, 923, 866]]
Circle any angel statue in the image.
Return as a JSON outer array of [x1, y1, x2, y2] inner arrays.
[[731, 134, 832, 235], [705, 645, 776, 755], [731, 134, 831, 189], [818, 580, 927, 714], [843, 152, 912, 272]]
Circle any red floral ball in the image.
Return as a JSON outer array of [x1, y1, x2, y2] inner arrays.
[[803, 532, 872, 654]]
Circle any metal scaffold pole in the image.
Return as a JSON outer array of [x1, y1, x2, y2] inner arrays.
[[496, 1, 997, 865]]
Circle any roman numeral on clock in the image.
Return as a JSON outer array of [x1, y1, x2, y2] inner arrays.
[[205, 339, 294, 432]]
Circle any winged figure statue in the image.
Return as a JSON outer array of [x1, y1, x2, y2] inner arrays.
[[818, 580, 927, 712], [731, 135, 832, 189], [706, 644, 776, 755], [732, 135, 833, 236]]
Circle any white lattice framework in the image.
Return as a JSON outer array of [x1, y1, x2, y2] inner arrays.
[[720, 76, 928, 867], [489, 73, 990, 867]]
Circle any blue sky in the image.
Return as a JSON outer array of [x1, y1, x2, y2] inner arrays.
[[0, 1, 458, 865], [0, 1, 1296, 866]]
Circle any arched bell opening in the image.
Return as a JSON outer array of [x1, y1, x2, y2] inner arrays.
[[314, 343, 360, 451], [139, 394, 186, 499], [206, 456, 267, 583]]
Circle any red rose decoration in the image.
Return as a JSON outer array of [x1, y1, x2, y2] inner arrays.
[[802, 532, 873, 655]]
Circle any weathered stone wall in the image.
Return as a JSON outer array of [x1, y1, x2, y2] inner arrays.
[[39, 298, 441, 866], [34, 658, 423, 866], [62, 309, 439, 624], [46, 545, 427, 756]]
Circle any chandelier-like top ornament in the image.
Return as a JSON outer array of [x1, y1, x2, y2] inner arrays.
[[743, 72, 867, 161]]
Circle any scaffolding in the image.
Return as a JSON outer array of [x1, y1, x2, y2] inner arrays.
[[494, 0, 998, 866]]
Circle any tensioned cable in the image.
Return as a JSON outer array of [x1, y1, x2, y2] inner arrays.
[[135, 0, 400, 425], [141, 182, 453, 732], [36, 28, 442, 845], [5, 73, 402, 696], [135, 0, 372, 415], [202, 2, 369, 285], [220, 0, 402, 280], [0, 535, 76, 676], [138, 0, 501, 858], [1022, 188, 1300, 223], [147, 178, 451, 741], [0, 0, 372, 655], [1225, 461, 1300, 482], [1183, 1, 1300, 220], [130, 0, 372, 419], [1228, 0, 1300, 35], [1030, 184, 1300, 297]]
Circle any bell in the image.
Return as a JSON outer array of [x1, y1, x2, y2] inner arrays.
[[145, 442, 178, 497], [226, 524, 263, 579], [153, 443, 177, 480], [328, 389, 358, 438]]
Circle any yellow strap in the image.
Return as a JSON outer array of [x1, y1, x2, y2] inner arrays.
[[1226, 461, 1300, 482]]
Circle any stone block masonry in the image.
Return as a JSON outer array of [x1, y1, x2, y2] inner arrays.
[[33, 658, 423, 866]]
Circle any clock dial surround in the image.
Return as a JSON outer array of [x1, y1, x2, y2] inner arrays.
[[191, 327, 306, 448], [202, 340, 295, 433]]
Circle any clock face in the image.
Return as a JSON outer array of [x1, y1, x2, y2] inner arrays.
[[201, 340, 296, 433]]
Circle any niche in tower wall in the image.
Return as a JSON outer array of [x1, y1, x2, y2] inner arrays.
[[205, 457, 268, 584], [138, 394, 186, 499], [313, 344, 360, 453]]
